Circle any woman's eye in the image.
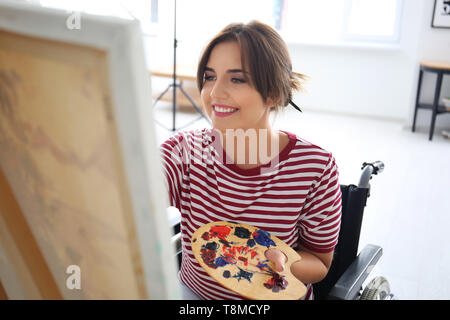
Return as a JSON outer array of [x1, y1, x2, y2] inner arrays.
[[231, 78, 246, 84], [204, 74, 215, 81]]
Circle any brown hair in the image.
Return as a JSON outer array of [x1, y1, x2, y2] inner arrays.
[[197, 20, 306, 111]]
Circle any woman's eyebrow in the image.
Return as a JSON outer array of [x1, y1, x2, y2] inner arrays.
[[228, 69, 248, 74], [204, 66, 248, 74]]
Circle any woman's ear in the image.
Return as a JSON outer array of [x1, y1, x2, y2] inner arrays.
[[265, 96, 279, 109]]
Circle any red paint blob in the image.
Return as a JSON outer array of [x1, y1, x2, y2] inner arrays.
[[201, 232, 210, 240], [264, 273, 288, 293], [200, 249, 217, 269], [238, 256, 248, 266], [209, 226, 231, 240]]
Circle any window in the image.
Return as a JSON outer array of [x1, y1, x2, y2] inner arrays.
[[174, 0, 274, 45], [150, 0, 158, 23], [277, 0, 403, 45], [36, 0, 275, 38], [343, 0, 403, 42]]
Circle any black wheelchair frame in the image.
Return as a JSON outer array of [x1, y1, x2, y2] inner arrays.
[[169, 161, 385, 300], [314, 161, 385, 299]]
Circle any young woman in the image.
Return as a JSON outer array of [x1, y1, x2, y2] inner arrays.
[[160, 21, 342, 300]]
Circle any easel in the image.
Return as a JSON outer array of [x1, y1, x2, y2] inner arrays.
[[152, 0, 210, 132]]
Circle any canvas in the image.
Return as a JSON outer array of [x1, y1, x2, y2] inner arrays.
[[0, 0, 180, 299]]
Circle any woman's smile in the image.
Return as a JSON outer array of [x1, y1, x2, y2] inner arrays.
[[212, 104, 239, 117]]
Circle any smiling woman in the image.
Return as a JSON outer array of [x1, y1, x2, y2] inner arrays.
[[160, 20, 342, 301], [201, 41, 267, 131]]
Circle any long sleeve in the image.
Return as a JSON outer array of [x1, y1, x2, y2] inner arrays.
[[298, 153, 342, 253], [159, 133, 187, 210]]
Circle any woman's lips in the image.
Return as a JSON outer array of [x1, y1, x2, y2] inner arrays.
[[212, 104, 239, 117]]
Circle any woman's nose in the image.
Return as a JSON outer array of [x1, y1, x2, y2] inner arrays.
[[210, 79, 228, 99]]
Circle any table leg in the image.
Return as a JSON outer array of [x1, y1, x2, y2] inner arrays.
[[412, 69, 423, 133], [429, 72, 443, 141]]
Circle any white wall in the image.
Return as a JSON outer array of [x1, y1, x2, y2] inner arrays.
[[289, 0, 449, 129], [288, 43, 416, 121], [146, 0, 450, 128], [411, 0, 450, 130]]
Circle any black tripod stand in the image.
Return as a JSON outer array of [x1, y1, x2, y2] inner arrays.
[[152, 0, 210, 132]]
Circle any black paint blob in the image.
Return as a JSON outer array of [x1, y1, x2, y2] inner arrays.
[[219, 239, 231, 247], [246, 239, 256, 247], [234, 226, 252, 239], [203, 241, 219, 251]]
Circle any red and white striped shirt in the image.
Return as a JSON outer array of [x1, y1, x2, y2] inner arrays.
[[160, 128, 342, 300]]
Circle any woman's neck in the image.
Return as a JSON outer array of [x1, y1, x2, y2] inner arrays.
[[218, 127, 288, 169]]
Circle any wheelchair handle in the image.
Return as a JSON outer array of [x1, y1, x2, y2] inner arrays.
[[358, 161, 384, 189]]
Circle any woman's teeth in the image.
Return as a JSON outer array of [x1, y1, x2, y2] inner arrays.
[[214, 105, 237, 113]]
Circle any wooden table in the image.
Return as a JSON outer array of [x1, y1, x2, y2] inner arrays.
[[150, 65, 201, 107], [412, 60, 450, 141], [149, 64, 209, 130]]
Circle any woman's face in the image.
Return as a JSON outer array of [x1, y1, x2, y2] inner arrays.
[[200, 41, 273, 132]]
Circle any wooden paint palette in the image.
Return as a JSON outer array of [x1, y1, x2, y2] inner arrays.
[[191, 221, 307, 300]]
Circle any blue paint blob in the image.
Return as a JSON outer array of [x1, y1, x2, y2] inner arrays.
[[256, 261, 270, 271], [233, 268, 253, 282], [223, 270, 231, 278], [214, 256, 232, 267], [253, 229, 276, 248]]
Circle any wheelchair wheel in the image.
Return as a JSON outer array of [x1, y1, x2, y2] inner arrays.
[[360, 276, 391, 300]]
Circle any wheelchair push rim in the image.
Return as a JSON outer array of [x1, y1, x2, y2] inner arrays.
[[360, 276, 392, 300]]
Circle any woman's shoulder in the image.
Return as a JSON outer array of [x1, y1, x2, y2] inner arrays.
[[283, 131, 333, 159], [283, 132, 339, 179]]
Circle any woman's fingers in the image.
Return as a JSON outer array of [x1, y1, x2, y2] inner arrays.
[[264, 248, 287, 272]]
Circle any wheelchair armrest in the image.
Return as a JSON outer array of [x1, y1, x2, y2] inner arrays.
[[171, 232, 182, 255], [328, 244, 383, 300]]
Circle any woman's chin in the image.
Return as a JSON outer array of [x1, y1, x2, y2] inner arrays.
[[211, 120, 235, 131]]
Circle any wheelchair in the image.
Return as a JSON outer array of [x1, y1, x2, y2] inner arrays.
[[168, 161, 393, 300], [313, 160, 393, 300]]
